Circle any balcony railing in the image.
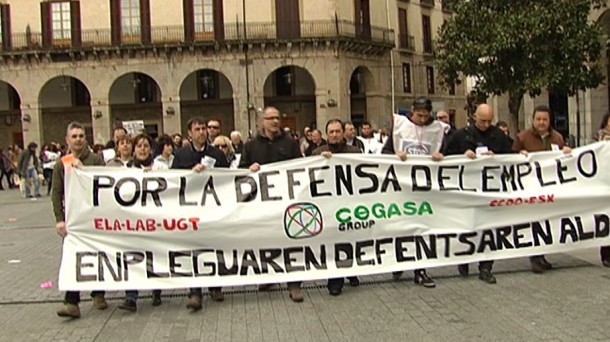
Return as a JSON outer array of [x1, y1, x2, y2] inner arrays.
[[398, 34, 415, 51], [2, 19, 393, 53], [420, 0, 435, 7]]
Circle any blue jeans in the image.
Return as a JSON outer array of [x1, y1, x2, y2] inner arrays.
[[24, 168, 40, 197]]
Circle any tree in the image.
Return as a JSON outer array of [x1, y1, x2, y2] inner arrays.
[[436, 0, 606, 135]]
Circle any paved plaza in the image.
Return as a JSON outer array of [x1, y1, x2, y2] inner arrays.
[[0, 188, 609, 342]]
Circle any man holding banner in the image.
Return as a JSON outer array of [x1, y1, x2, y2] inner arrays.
[[512, 105, 571, 273], [382, 97, 447, 288], [239, 106, 305, 302], [312, 119, 362, 296], [53, 122, 107, 318], [444, 104, 513, 284], [172, 116, 229, 311]]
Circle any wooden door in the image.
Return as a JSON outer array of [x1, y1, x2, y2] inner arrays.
[[355, 0, 371, 40]]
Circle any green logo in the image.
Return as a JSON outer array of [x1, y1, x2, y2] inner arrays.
[[284, 203, 323, 239]]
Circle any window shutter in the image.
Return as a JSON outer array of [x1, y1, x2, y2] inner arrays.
[[213, 0, 224, 40], [0, 4, 12, 50], [140, 0, 151, 44], [40, 1, 52, 48], [110, 0, 121, 45], [71, 1, 82, 47], [183, 0, 194, 42]]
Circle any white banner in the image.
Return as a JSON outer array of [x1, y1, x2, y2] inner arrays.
[[59, 142, 610, 290]]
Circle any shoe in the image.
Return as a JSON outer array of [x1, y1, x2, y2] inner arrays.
[[56, 304, 80, 318], [392, 271, 403, 280], [92, 294, 108, 310], [209, 289, 224, 302], [539, 257, 553, 270], [347, 277, 360, 287], [25, 195, 33, 198], [328, 287, 342, 296], [414, 270, 436, 288], [288, 287, 304, 302], [186, 295, 202, 311], [478, 269, 497, 284], [152, 293, 162, 307], [531, 260, 545, 274], [258, 283, 274, 291], [118, 299, 137, 312], [602, 259, 610, 268], [457, 264, 469, 277], [35, 194, 41, 197]]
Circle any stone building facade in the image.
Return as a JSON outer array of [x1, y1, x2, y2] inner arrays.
[[0, 0, 465, 148]]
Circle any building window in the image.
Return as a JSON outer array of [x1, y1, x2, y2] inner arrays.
[[422, 15, 432, 53], [51, 2, 71, 41], [426, 66, 435, 94], [448, 82, 456, 95], [0, 8, 3, 45], [121, 0, 140, 37], [194, 0, 214, 35], [402, 63, 411, 93]]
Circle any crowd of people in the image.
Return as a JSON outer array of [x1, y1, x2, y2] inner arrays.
[[2, 98, 607, 319]]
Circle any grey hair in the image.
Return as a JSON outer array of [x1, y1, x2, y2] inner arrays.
[[66, 121, 85, 136], [230, 130, 242, 139]]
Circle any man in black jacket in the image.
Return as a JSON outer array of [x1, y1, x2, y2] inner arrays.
[[172, 116, 229, 311], [444, 104, 512, 284], [239, 107, 305, 302]]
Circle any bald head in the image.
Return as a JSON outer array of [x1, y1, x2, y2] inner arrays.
[[474, 104, 494, 131]]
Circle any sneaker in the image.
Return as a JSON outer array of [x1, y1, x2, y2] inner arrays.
[[152, 293, 162, 307], [92, 294, 108, 310], [478, 269, 497, 284], [539, 257, 553, 270], [288, 287, 304, 302], [118, 299, 137, 312], [347, 277, 360, 287], [258, 283, 274, 291], [186, 295, 202, 311], [392, 271, 403, 280], [56, 303, 80, 318], [209, 289, 224, 302], [414, 270, 436, 288], [457, 264, 469, 277]]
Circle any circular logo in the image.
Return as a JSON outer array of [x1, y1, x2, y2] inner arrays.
[[405, 143, 430, 155], [284, 203, 323, 239]]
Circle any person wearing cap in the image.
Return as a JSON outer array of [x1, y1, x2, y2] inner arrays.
[[382, 97, 448, 288]]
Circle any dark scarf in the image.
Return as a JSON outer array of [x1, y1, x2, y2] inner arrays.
[[131, 155, 154, 168]]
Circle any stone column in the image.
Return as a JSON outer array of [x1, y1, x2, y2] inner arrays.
[[91, 100, 111, 145], [20, 103, 42, 146], [162, 97, 181, 136], [232, 91, 250, 137]]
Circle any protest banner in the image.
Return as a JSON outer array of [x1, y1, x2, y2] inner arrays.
[[59, 142, 610, 290]]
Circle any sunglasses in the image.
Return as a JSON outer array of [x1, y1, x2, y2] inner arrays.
[[214, 144, 228, 148]]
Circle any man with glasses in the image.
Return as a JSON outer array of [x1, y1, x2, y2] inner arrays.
[[206, 119, 222, 143], [444, 104, 512, 284], [53, 122, 107, 318], [239, 107, 305, 302]]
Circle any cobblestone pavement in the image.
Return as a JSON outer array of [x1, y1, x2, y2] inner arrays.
[[1, 188, 609, 342]]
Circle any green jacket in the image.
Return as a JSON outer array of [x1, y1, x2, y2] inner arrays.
[[51, 148, 104, 222]]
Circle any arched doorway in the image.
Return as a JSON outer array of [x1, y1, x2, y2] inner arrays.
[[39, 76, 91, 144], [109, 72, 162, 139], [179, 69, 234, 136], [263, 66, 316, 132], [349, 66, 374, 132], [0, 81, 22, 148]]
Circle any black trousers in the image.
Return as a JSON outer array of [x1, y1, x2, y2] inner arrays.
[[64, 291, 105, 305], [600, 246, 610, 261], [478, 260, 494, 271], [0, 168, 13, 188], [43, 168, 53, 194], [189, 286, 222, 297]]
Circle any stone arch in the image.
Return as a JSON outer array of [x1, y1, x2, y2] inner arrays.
[[263, 65, 316, 131], [108, 72, 163, 138], [0, 81, 23, 148], [38, 76, 92, 144], [179, 68, 235, 134]]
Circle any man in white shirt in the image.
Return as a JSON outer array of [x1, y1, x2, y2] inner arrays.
[[357, 121, 384, 154]]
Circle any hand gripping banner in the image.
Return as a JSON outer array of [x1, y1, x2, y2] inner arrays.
[[59, 142, 610, 290]]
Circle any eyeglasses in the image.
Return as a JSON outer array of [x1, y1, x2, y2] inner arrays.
[[214, 144, 228, 148], [264, 116, 281, 121], [207, 126, 220, 129], [70, 134, 85, 139]]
